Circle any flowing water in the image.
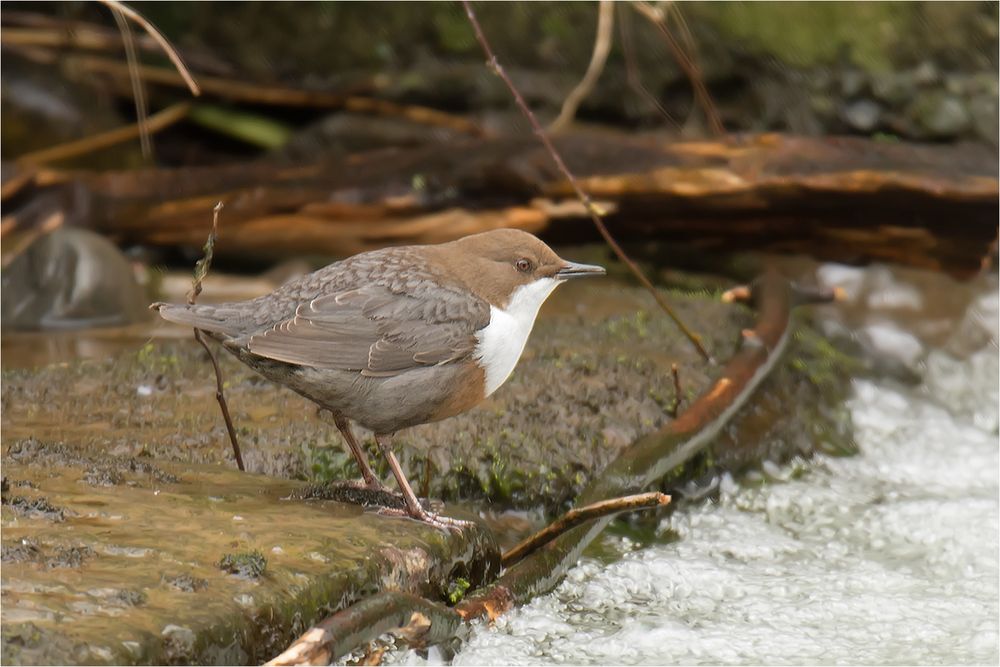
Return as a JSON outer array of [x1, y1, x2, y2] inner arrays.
[[394, 265, 1000, 666]]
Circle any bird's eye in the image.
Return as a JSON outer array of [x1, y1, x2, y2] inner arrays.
[[515, 258, 532, 272]]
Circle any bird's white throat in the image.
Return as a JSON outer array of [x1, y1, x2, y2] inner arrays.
[[475, 277, 561, 396]]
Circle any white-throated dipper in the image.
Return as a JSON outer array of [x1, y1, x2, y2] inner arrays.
[[153, 228, 604, 527]]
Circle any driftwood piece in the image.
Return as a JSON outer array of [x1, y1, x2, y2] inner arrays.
[[16, 132, 994, 277], [268, 270, 805, 664]]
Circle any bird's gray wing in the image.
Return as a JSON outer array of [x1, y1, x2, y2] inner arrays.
[[245, 284, 491, 376]]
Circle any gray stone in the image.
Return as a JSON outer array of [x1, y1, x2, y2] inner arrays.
[[871, 72, 916, 107], [842, 99, 882, 132], [912, 61, 940, 86], [944, 74, 967, 96], [1, 228, 148, 332], [840, 69, 868, 97], [968, 71, 999, 97], [968, 94, 999, 145], [909, 92, 971, 138]]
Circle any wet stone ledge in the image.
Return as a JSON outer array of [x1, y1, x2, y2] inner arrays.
[[0, 281, 854, 664]]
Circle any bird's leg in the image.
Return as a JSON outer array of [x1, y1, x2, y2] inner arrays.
[[333, 416, 386, 492], [374, 433, 472, 529]]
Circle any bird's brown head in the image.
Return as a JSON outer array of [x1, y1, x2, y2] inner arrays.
[[432, 228, 605, 309]]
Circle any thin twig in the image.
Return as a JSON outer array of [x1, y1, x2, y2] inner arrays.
[[16, 103, 190, 167], [630, 1, 724, 138], [617, 3, 680, 129], [96, 0, 201, 96], [109, 3, 152, 159], [666, 362, 682, 418], [187, 202, 245, 472], [549, 0, 615, 133], [461, 0, 712, 363], [501, 491, 670, 567]]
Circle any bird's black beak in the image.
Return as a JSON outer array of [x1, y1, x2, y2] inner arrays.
[[556, 261, 606, 280]]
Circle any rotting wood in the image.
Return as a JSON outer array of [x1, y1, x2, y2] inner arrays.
[[9, 132, 992, 277], [268, 270, 834, 665]]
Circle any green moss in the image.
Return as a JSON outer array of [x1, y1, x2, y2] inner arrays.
[[445, 576, 471, 604], [699, 1, 909, 71], [432, 12, 477, 53], [791, 323, 862, 394]]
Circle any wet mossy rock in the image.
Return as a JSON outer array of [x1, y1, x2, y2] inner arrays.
[[1, 280, 854, 664], [0, 453, 500, 665], [2, 282, 747, 512]]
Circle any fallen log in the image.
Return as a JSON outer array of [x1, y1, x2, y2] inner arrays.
[[9, 133, 995, 277], [268, 271, 833, 664]]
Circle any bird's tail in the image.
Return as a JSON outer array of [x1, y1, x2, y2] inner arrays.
[[150, 302, 245, 336]]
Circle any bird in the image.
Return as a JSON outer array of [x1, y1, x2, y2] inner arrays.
[[152, 228, 605, 527]]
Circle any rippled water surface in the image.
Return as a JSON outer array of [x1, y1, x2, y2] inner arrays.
[[394, 268, 1000, 666]]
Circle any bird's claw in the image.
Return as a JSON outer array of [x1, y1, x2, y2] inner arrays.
[[376, 506, 474, 531]]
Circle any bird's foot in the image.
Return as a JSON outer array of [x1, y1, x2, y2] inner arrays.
[[377, 506, 475, 531]]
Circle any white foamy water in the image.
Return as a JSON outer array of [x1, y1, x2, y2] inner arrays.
[[391, 269, 999, 666], [442, 355, 998, 665]]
